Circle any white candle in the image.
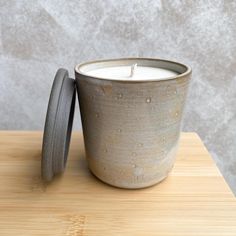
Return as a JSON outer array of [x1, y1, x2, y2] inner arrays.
[[84, 64, 178, 81]]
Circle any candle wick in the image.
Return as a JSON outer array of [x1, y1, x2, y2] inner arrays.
[[130, 63, 137, 78]]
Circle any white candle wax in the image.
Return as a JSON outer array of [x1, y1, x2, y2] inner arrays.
[[85, 65, 178, 80]]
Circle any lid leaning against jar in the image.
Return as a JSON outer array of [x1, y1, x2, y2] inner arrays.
[[41, 68, 76, 182]]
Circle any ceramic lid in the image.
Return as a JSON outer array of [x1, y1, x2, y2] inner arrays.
[[41, 68, 76, 181]]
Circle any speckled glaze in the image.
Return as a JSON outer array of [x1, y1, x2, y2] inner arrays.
[[75, 58, 191, 189]]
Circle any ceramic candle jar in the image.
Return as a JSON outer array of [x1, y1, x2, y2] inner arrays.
[[75, 58, 191, 189]]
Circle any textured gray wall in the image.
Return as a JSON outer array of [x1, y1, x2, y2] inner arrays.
[[1, 1, 236, 193]]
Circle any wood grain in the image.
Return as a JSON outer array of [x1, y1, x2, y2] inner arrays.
[[0, 132, 235, 235]]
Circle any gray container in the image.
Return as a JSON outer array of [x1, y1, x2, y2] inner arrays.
[[75, 58, 191, 189]]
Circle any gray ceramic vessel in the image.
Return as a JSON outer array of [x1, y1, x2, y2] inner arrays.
[[75, 58, 191, 189]]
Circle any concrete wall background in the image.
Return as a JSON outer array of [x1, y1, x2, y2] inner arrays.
[[1, 0, 236, 193]]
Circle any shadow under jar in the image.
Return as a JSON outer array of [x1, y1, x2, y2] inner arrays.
[[75, 58, 191, 189]]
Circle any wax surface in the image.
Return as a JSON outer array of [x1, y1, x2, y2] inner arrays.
[[85, 66, 178, 80]]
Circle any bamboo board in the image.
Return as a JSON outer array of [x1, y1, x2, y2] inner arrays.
[[0, 132, 236, 235]]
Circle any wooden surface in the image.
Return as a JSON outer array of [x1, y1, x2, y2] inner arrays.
[[0, 132, 236, 235]]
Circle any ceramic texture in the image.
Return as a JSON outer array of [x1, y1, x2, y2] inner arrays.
[[75, 58, 191, 188]]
